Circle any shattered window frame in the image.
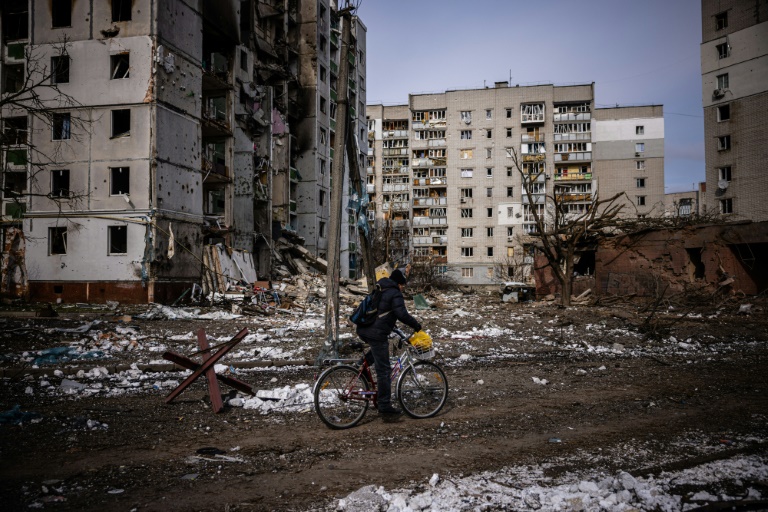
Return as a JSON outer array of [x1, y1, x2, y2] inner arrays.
[[111, 0, 132, 22], [110, 167, 130, 196], [717, 104, 730, 122], [52, 113, 71, 140], [461, 247, 474, 257], [50, 169, 70, 198], [52, 0, 72, 28], [720, 198, 733, 214], [51, 55, 70, 84], [111, 109, 131, 138], [110, 53, 130, 80], [48, 227, 67, 255]]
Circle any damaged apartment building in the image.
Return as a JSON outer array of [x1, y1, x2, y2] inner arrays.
[[0, 0, 367, 303], [367, 84, 665, 286]]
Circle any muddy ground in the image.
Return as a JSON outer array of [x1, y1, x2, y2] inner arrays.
[[1, 293, 767, 511]]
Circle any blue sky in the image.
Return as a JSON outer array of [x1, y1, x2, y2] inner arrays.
[[357, 0, 704, 193]]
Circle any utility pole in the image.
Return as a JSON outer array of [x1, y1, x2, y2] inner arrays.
[[318, 7, 354, 362], [346, 129, 376, 288]]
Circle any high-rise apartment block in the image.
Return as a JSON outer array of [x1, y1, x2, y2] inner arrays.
[[701, 0, 768, 222], [367, 83, 665, 285], [0, 0, 366, 302]]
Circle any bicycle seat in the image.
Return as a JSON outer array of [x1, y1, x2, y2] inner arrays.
[[348, 341, 365, 351]]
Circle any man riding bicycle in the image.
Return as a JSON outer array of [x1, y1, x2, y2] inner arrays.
[[356, 268, 422, 416]]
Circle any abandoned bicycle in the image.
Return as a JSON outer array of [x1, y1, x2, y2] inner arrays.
[[313, 328, 448, 429]]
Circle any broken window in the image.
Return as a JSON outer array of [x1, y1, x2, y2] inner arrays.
[[486, 167, 493, 178], [460, 208, 473, 218], [507, 187, 514, 197], [486, 130, 492, 138], [507, 207, 513, 217], [320, 65, 326, 82], [3, 0, 29, 41], [460, 188, 473, 198], [636, 196, 646, 206], [486, 109, 492, 120], [111, 0, 132, 22], [49, 227, 67, 255], [52, 0, 72, 28], [110, 167, 130, 195], [51, 56, 69, 84], [715, 11, 728, 30], [635, 125, 644, 135], [460, 111, 472, 124], [521, 103, 544, 122], [111, 54, 130, 79], [3, 117, 28, 145], [2, 63, 24, 94], [635, 143, 645, 153], [716, 73, 729, 90], [717, 135, 731, 151], [240, 50, 247, 71], [487, 227, 493, 237], [460, 168, 473, 178], [487, 207, 493, 218], [4, 171, 27, 195], [461, 228, 473, 238], [636, 160, 645, 170], [319, 221, 326, 237], [461, 247, 474, 257], [319, 128, 327, 145], [319, 190, 326, 206], [486, 148, 492, 159], [506, 128, 512, 138], [720, 198, 733, 214], [487, 247, 493, 257], [108, 225, 128, 254], [719, 166, 732, 182], [461, 267, 473, 278], [460, 150, 473, 160], [636, 178, 645, 188], [507, 226, 514, 237], [506, 108, 512, 118], [52, 113, 71, 140], [460, 130, 472, 140], [716, 42, 730, 59], [111, 109, 130, 137], [486, 187, 492, 197], [320, 96, 327, 114], [51, 169, 70, 197], [717, 104, 730, 121]]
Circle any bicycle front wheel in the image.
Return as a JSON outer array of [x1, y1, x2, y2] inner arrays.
[[314, 365, 370, 429], [397, 361, 448, 418]]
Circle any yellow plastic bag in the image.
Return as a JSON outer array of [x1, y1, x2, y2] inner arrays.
[[410, 330, 433, 351]]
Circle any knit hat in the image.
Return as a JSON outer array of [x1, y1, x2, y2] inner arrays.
[[390, 268, 407, 285]]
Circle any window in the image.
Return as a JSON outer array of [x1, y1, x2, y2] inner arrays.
[[716, 42, 730, 59], [507, 227, 514, 237], [460, 130, 472, 140], [506, 167, 513, 177], [461, 228, 473, 238], [719, 166, 732, 182], [506, 108, 512, 118], [636, 160, 645, 170], [636, 178, 646, 188], [486, 227, 494, 237], [460, 150, 473, 159], [486, 148, 492, 159], [486, 130, 492, 138], [319, 190, 326, 206], [461, 267, 473, 278], [110, 167, 130, 195], [636, 196, 646, 206], [319, 221, 326, 237], [505, 148, 514, 158], [460, 168, 473, 178], [52, 113, 71, 140], [320, 128, 327, 145], [506, 128, 512, 138], [51, 56, 69, 84], [112, 0, 132, 22], [319, 35, 326, 53], [3, 117, 28, 145], [635, 143, 645, 153], [52, 0, 72, 28], [460, 111, 472, 124], [51, 170, 70, 197], [486, 109, 492, 120], [487, 247, 494, 257], [635, 125, 644, 135], [715, 11, 728, 30], [320, 66, 326, 82], [460, 188, 473, 198], [2, 64, 24, 94], [320, 159, 326, 175], [111, 54, 130, 79], [720, 198, 733, 214], [486, 187, 493, 197], [507, 207, 513, 218], [718, 135, 731, 151], [461, 247, 474, 257], [487, 207, 493, 218], [460, 208, 473, 218], [108, 225, 128, 254], [49, 227, 67, 255], [486, 167, 493, 178], [111, 109, 131, 137], [320, 96, 327, 114], [717, 104, 730, 121], [240, 50, 247, 71], [717, 73, 729, 90], [506, 187, 514, 197]]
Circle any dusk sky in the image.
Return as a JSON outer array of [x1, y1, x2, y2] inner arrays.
[[357, 0, 704, 193]]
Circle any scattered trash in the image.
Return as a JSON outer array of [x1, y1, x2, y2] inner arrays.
[[532, 377, 549, 385], [429, 473, 440, 486], [33, 347, 105, 366], [196, 447, 226, 456], [0, 405, 42, 426], [548, 437, 562, 443], [738, 304, 752, 315]]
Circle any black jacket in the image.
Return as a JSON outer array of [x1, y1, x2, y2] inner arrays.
[[356, 277, 421, 342]]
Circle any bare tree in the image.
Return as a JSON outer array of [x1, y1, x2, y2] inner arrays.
[[1, 38, 91, 216], [491, 236, 532, 283], [510, 148, 626, 306]]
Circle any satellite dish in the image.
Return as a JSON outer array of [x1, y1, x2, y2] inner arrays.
[[718, 179, 729, 190]]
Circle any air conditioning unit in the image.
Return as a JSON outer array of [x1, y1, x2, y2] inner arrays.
[[712, 88, 725, 99], [507, 236, 515, 242], [635, 152, 641, 157]]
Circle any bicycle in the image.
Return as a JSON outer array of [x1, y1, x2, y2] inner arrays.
[[313, 328, 448, 429]]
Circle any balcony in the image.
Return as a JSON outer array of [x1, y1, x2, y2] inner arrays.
[[554, 152, 592, 162], [289, 200, 297, 213], [521, 104, 545, 124], [382, 166, 409, 175], [290, 167, 300, 182], [366, 183, 375, 193], [202, 155, 229, 182], [553, 132, 591, 142], [554, 171, 591, 181], [521, 134, 545, 143], [412, 197, 447, 206], [383, 130, 409, 139], [522, 154, 546, 163], [381, 202, 410, 211], [557, 193, 592, 202], [330, 61, 338, 74], [382, 148, 408, 157], [382, 183, 408, 192], [4, 148, 27, 167], [553, 112, 591, 122]]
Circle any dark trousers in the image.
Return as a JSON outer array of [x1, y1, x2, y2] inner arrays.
[[361, 336, 392, 409]]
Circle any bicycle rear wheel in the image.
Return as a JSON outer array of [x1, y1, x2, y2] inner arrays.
[[396, 361, 448, 418], [314, 365, 370, 429]]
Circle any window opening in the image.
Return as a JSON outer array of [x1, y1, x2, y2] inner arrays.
[[109, 225, 128, 254], [111, 109, 131, 137], [110, 167, 130, 195], [111, 54, 130, 79]]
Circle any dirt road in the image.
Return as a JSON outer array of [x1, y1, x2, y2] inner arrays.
[[1, 298, 767, 511]]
